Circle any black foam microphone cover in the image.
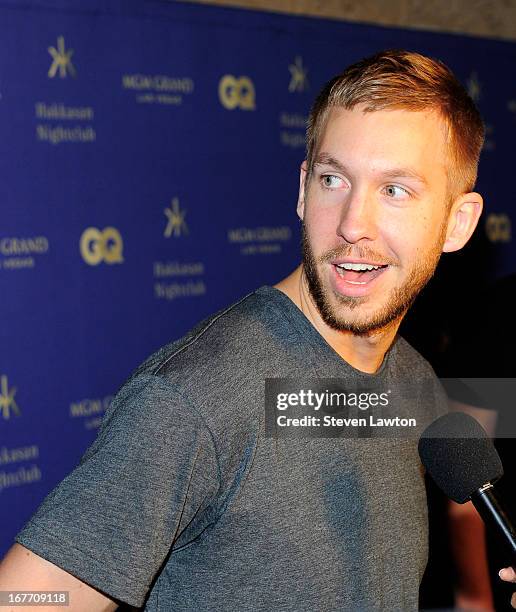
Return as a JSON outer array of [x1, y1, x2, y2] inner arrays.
[[418, 412, 503, 503]]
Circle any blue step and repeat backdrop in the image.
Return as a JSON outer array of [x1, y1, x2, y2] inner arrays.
[[1, 0, 515, 555]]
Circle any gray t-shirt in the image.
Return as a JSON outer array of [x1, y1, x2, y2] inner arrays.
[[16, 286, 446, 611]]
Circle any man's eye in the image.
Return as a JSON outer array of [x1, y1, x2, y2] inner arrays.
[[383, 184, 410, 198], [321, 175, 343, 189]]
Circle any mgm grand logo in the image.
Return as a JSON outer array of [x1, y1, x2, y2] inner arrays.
[[80, 227, 124, 266], [485, 213, 511, 243], [218, 75, 255, 110], [0, 236, 48, 256]]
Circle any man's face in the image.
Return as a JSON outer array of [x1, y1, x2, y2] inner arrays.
[[299, 105, 451, 335]]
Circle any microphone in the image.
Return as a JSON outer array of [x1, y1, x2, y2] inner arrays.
[[418, 412, 516, 561]]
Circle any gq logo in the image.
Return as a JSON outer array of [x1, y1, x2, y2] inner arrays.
[[485, 213, 511, 243], [218, 75, 256, 110], [80, 227, 124, 266]]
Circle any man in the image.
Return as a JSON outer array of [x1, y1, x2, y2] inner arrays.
[[1, 49, 514, 611]]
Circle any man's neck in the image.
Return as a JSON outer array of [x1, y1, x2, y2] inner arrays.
[[274, 265, 401, 374]]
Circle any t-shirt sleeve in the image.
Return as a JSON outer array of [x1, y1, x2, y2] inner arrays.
[[15, 374, 220, 608]]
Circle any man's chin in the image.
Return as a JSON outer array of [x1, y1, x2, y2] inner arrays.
[[303, 266, 401, 335], [318, 301, 403, 336]]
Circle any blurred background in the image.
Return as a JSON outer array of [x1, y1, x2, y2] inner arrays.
[[1, 0, 515, 609]]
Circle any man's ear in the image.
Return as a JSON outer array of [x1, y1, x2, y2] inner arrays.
[[442, 192, 483, 253], [297, 161, 308, 221]]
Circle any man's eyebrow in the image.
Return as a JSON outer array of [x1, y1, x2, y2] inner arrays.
[[313, 154, 348, 175], [313, 153, 428, 187], [380, 167, 428, 186]]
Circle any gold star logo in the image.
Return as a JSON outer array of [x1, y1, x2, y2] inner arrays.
[[466, 71, 481, 103], [0, 375, 20, 420], [164, 198, 189, 238], [288, 56, 308, 93], [48, 36, 76, 78]]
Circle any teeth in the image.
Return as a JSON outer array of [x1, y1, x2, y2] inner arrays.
[[336, 263, 381, 271]]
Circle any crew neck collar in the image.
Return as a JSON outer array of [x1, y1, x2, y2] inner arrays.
[[254, 285, 398, 380]]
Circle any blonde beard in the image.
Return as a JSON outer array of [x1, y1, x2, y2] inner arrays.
[[301, 222, 446, 335]]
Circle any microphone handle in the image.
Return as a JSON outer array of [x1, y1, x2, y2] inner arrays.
[[471, 484, 516, 562]]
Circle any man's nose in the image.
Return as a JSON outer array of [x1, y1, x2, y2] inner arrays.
[[337, 190, 378, 244]]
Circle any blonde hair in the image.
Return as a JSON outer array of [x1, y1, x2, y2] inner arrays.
[[306, 49, 485, 201]]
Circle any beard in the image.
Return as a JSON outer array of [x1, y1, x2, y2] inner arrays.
[[301, 222, 446, 336]]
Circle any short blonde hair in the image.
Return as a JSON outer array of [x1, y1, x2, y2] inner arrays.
[[306, 49, 485, 202]]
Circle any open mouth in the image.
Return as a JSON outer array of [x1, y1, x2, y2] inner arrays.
[[333, 262, 389, 285]]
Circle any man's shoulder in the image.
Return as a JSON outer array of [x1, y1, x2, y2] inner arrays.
[[393, 334, 438, 378], [394, 335, 448, 418], [136, 286, 290, 381], [112, 286, 298, 429]]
